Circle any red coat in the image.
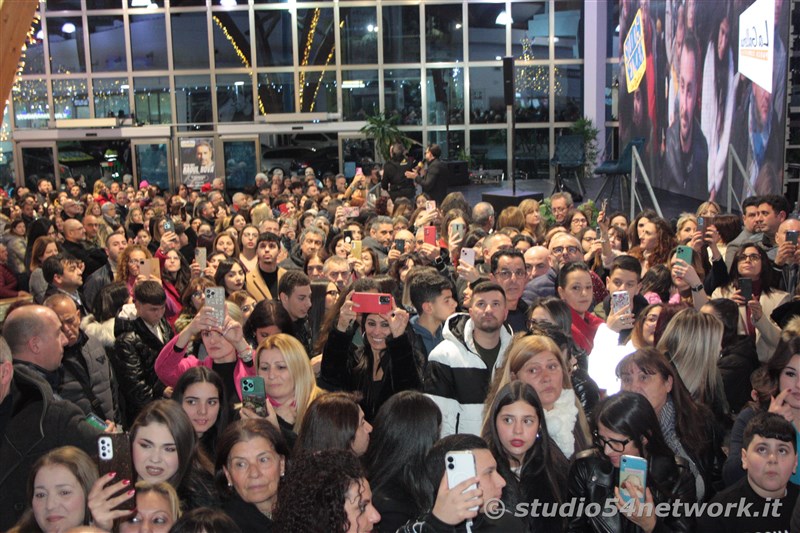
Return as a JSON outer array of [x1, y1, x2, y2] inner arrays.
[[570, 307, 604, 353]]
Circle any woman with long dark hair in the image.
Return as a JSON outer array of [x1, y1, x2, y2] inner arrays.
[[173, 367, 230, 457], [567, 392, 696, 532], [363, 391, 441, 532], [482, 381, 568, 533]]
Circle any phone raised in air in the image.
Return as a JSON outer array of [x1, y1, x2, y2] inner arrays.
[[195, 247, 207, 270], [240, 376, 268, 418], [445, 451, 479, 512], [675, 245, 693, 265], [610, 290, 630, 315], [619, 455, 648, 504], [351, 293, 394, 315], [739, 277, 753, 302], [205, 287, 226, 327], [460, 248, 476, 267], [96, 434, 136, 511]]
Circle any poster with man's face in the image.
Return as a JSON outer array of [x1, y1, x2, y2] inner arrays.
[[618, 0, 790, 205], [181, 138, 215, 189]]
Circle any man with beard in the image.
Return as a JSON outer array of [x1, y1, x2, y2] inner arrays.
[[425, 282, 513, 436], [246, 231, 286, 301]]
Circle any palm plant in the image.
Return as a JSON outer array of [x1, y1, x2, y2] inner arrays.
[[359, 111, 417, 162]]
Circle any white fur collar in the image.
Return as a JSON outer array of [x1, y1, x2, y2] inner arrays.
[[544, 388, 579, 457]]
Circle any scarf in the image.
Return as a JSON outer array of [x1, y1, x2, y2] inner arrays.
[[544, 388, 579, 458], [658, 396, 705, 499]]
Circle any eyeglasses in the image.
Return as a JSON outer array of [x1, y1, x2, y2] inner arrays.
[[593, 432, 631, 453], [739, 253, 761, 263], [551, 246, 579, 255], [495, 269, 527, 280]]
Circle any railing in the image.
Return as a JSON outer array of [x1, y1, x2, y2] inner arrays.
[[629, 145, 663, 219]]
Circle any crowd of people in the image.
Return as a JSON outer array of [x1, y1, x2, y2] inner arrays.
[[2, 149, 800, 532]]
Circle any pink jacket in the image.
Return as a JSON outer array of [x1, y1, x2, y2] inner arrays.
[[155, 335, 255, 400]]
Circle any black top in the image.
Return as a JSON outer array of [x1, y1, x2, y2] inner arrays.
[[698, 476, 797, 533], [213, 361, 238, 410], [222, 492, 273, 532], [259, 267, 279, 300]]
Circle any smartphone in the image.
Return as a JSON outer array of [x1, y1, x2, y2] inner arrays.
[[424, 226, 437, 246], [96, 434, 136, 511], [445, 451, 479, 512], [460, 248, 476, 267], [426, 200, 436, 213], [601, 198, 609, 213], [163, 219, 174, 233], [696, 217, 705, 233], [343, 230, 354, 244], [140, 258, 161, 280], [611, 290, 630, 315], [452, 222, 466, 241], [787, 230, 799, 245], [675, 245, 693, 265], [351, 292, 394, 315], [205, 287, 226, 327], [86, 413, 109, 431], [619, 455, 648, 504], [195, 247, 207, 270], [739, 277, 753, 302], [395, 239, 406, 253], [344, 206, 360, 219], [350, 240, 362, 259], [240, 376, 268, 418], [355, 167, 363, 176], [278, 203, 289, 215]]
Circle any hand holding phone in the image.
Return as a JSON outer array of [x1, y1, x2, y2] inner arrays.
[[619, 455, 648, 504], [424, 226, 437, 246], [241, 376, 267, 418], [610, 290, 630, 315], [787, 230, 799, 245], [205, 287, 226, 327], [351, 293, 394, 315], [675, 245, 693, 265], [739, 278, 753, 302], [445, 451, 479, 512], [350, 240, 362, 259], [195, 248, 207, 270], [460, 248, 476, 267], [95, 434, 136, 511]]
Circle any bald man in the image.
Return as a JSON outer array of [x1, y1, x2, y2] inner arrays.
[[0, 307, 101, 529], [522, 246, 556, 304], [62, 218, 108, 278]]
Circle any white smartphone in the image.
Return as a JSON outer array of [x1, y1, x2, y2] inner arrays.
[[610, 290, 630, 315], [445, 451, 478, 512], [460, 248, 476, 267], [195, 247, 207, 270], [205, 287, 226, 327]]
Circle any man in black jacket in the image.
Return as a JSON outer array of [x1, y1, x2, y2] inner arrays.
[[381, 142, 417, 201], [0, 309, 101, 530], [415, 143, 449, 206], [112, 281, 173, 425], [62, 218, 108, 278]]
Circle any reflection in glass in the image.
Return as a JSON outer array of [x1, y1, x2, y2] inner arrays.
[[175, 75, 213, 125], [384, 69, 421, 126], [213, 11, 252, 69], [22, 19, 45, 75], [606, 63, 619, 122], [217, 75, 254, 123], [47, 17, 86, 73], [382, 6, 419, 63], [511, 2, 548, 59], [255, 10, 293, 67], [340, 7, 378, 65], [425, 5, 463, 62], [0, 107, 13, 189], [470, 129, 507, 173], [515, 128, 550, 178], [89, 16, 126, 72], [299, 70, 336, 113], [468, 4, 505, 61], [553, 1, 583, 59], [257, 72, 295, 114], [130, 14, 168, 70], [136, 144, 170, 191], [94, 78, 130, 118], [427, 130, 464, 160], [172, 13, 209, 69], [426, 68, 464, 125], [342, 70, 378, 121], [52, 79, 89, 120], [607, 1, 620, 58], [134, 77, 172, 125], [297, 8, 335, 67], [13, 80, 49, 128], [22, 147, 56, 187], [469, 67, 506, 124], [515, 65, 549, 123], [223, 141, 257, 191], [554, 65, 582, 121]]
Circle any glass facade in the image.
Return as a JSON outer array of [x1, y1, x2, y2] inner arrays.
[[8, 0, 587, 185]]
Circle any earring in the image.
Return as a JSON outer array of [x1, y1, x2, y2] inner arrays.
[[281, 471, 285, 478], [227, 482, 232, 488], [535, 432, 540, 440]]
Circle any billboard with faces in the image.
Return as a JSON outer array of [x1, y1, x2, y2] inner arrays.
[[618, 0, 790, 204]]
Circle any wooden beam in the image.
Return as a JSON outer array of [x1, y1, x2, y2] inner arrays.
[[0, 0, 39, 128]]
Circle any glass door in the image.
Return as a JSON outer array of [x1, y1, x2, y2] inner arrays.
[[17, 142, 58, 190], [222, 138, 258, 192], [132, 141, 171, 192], [339, 134, 373, 178]]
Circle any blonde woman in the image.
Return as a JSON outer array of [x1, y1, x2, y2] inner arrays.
[[656, 307, 729, 421], [486, 334, 591, 459], [241, 334, 323, 441], [519, 198, 545, 243]]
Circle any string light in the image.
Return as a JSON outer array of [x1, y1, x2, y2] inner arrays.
[[212, 15, 264, 115]]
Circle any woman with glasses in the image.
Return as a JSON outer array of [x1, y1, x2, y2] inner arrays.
[[617, 348, 725, 502], [711, 244, 789, 362], [116, 244, 154, 296], [175, 277, 215, 334], [567, 392, 696, 532]]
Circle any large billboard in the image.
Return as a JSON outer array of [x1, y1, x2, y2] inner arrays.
[[618, 0, 790, 204]]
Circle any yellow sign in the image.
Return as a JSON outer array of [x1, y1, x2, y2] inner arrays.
[[624, 9, 647, 93]]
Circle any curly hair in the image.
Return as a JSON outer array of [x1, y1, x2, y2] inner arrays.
[[116, 244, 153, 283], [272, 450, 365, 533]]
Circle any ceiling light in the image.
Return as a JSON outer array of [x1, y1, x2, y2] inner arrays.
[[61, 22, 76, 34], [495, 11, 513, 25]]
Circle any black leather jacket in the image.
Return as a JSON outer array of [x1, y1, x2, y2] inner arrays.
[[567, 451, 696, 533]]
